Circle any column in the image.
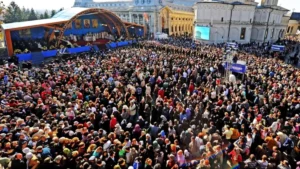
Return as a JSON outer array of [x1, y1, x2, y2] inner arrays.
[[129, 12, 132, 22]]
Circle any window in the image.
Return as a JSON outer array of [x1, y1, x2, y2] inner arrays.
[[298, 26, 300, 31], [250, 19, 252, 23], [287, 26, 290, 33], [221, 17, 223, 22], [240, 27, 246, 40], [264, 28, 268, 39], [271, 28, 274, 38], [171, 26, 174, 32], [291, 27, 294, 33]]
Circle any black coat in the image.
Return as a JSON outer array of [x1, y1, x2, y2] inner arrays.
[[105, 157, 116, 169], [10, 159, 26, 169]]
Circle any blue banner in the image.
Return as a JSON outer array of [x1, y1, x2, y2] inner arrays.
[[271, 45, 285, 52], [16, 53, 32, 61], [68, 46, 91, 54], [108, 41, 131, 49], [42, 50, 57, 58], [224, 62, 247, 74]]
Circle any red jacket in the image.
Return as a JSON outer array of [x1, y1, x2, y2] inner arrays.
[[110, 117, 117, 129], [158, 89, 165, 98]]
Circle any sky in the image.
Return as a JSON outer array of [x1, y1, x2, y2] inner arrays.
[[1, 0, 300, 12]]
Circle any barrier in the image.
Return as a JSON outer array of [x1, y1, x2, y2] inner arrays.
[[107, 41, 133, 49], [93, 45, 100, 52], [68, 46, 91, 54], [42, 50, 57, 58], [16, 53, 32, 61]]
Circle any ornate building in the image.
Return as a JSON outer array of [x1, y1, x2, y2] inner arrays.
[[286, 12, 300, 36], [194, 0, 289, 44], [73, 0, 196, 36]]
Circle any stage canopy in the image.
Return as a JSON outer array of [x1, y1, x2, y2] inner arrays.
[[1, 7, 145, 56]]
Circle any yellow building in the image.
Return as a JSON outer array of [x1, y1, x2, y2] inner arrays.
[[160, 6, 194, 36], [286, 12, 300, 37]]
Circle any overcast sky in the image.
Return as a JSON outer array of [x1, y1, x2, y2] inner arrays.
[[2, 0, 300, 12]]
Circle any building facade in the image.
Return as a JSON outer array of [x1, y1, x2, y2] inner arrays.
[[73, 0, 196, 36], [286, 12, 300, 36], [193, 0, 289, 44]]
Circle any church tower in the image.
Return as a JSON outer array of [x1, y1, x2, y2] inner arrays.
[[261, 0, 278, 6]]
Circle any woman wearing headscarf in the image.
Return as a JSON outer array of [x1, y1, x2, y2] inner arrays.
[[26, 152, 40, 169], [177, 150, 186, 167], [132, 124, 142, 139]]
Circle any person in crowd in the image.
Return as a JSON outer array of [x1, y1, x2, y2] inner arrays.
[[0, 37, 300, 169]]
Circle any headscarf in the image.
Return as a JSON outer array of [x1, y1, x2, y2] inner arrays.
[[133, 124, 141, 133]]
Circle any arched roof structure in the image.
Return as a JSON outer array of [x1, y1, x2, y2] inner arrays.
[[2, 7, 135, 56]]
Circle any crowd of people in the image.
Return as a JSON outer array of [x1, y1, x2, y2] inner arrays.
[[1, 37, 300, 169]]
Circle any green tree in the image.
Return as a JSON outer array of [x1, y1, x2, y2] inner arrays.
[[50, 9, 56, 17], [43, 10, 49, 19], [20, 6, 30, 21], [25, 8, 30, 19], [28, 8, 37, 21], [3, 1, 22, 23], [39, 13, 44, 19]]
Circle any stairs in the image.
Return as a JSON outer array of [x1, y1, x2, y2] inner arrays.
[[31, 52, 44, 65]]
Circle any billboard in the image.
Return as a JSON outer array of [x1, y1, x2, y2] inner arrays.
[[194, 26, 210, 40]]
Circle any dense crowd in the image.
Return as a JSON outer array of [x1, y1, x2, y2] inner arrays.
[[1, 38, 300, 169]]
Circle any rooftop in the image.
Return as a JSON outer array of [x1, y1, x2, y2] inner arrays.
[[290, 12, 300, 20]]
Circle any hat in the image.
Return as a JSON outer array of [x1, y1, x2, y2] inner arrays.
[[25, 152, 33, 159], [22, 147, 31, 154], [54, 155, 62, 161], [63, 148, 71, 157], [126, 123, 132, 128], [69, 131, 75, 137]]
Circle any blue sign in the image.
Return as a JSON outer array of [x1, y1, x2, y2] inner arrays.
[[226, 42, 238, 49], [224, 62, 247, 74], [271, 45, 285, 52]]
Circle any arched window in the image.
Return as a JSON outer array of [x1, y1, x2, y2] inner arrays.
[[287, 26, 290, 33]]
